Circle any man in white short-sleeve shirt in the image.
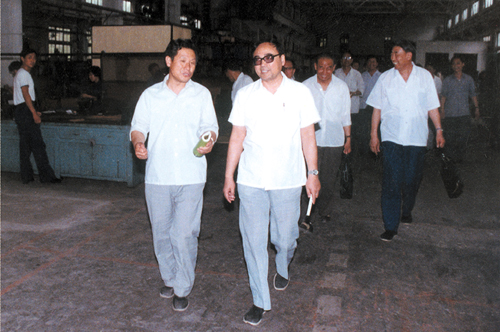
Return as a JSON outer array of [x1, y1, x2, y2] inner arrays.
[[300, 53, 351, 230], [225, 59, 253, 103], [130, 39, 218, 312], [13, 48, 60, 184], [367, 39, 445, 242], [223, 41, 320, 326]]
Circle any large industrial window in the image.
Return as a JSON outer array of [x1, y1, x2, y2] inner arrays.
[[86, 0, 103, 5], [123, 0, 131, 12], [462, 8, 468, 20], [455, 14, 460, 24], [48, 26, 71, 55], [471, 1, 479, 15], [447, 19, 452, 28], [485, 0, 493, 8], [483, 35, 491, 42]]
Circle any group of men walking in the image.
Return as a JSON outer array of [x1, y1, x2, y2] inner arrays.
[[12, 36, 480, 326], [126, 37, 457, 326]]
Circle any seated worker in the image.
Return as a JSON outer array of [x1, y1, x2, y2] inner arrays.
[[78, 66, 103, 115]]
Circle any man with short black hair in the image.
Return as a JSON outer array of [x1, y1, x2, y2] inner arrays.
[[224, 59, 253, 103], [367, 39, 445, 242], [282, 59, 296, 80], [130, 39, 219, 312], [440, 55, 479, 162], [300, 53, 351, 230], [13, 48, 61, 184], [359, 55, 382, 156]]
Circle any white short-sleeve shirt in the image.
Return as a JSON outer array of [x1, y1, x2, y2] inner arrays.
[[229, 73, 320, 190], [231, 73, 253, 102], [13, 68, 36, 105], [366, 64, 440, 147], [303, 74, 351, 147], [130, 76, 219, 185], [335, 68, 365, 114]]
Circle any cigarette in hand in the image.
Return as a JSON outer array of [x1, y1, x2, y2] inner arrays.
[[306, 196, 313, 216]]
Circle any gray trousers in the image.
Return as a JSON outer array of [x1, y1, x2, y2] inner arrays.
[[145, 183, 205, 297]]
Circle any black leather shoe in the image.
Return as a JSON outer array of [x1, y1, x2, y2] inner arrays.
[[401, 215, 413, 224], [243, 305, 265, 326], [22, 178, 34, 184], [172, 295, 189, 311], [159, 286, 174, 299], [380, 230, 397, 242], [299, 220, 313, 233], [50, 177, 62, 184], [274, 273, 289, 290]]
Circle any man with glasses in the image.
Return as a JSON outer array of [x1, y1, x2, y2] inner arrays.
[[282, 59, 296, 80], [335, 51, 365, 154], [223, 40, 320, 326]]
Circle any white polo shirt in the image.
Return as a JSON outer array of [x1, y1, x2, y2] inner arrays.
[[366, 64, 440, 147], [229, 73, 320, 190], [13, 68, 36, 105], [231, 72, 253, 102], [335, 68, 365, 114], [303, 74, 351, 148], [130, 76, 219, 185]]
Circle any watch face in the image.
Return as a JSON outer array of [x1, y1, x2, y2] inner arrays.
[[309, 170, 319, 175]]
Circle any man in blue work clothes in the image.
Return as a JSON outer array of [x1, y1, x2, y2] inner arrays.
[[130, 39, 218, 311]]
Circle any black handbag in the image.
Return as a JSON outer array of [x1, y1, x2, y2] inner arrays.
[[339, 153, 353, 199], [438, 150, 464, 198]]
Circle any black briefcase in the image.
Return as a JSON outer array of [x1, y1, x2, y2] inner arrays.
[[438, 150, 464, 198]]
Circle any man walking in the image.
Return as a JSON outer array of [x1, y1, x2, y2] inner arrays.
[[130, 39, 219, 311], [300, 53, 351, 230], [367, 39, 445, 241], [440, 56, 479, 162], [223, 40, 320, 326]]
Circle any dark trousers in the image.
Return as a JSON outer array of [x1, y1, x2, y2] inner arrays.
[[381, 142, 426, 232], [442, 115, 471, 162], [301, 146, 343, 220], [14, 103, 57, 183], [354, 107, 373, 156]]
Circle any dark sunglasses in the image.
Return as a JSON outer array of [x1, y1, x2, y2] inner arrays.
[[253, 53, 281, 66]]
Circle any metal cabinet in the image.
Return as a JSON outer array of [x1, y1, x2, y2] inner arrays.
[[1, 121, 144, 186]]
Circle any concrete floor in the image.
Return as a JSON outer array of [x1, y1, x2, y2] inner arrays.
[[2, 130, 500, 331]]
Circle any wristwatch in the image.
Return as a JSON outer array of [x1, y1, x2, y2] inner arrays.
[[308, 169, 319, 176]]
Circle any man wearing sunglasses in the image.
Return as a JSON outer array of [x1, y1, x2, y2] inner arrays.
[[223, 40, 321, 326]]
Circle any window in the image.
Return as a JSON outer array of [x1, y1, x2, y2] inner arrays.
[[447, 19, 452, 28], [194, 19, 201, 29], [462, 8, 468, 20], [485, 0, 493, 8], [319, 37, 327, 48], [455, 14, 460, 24], [86, 0, 103, 5], [483, 35, 491, 42], [497, 32, 500, 46], [471, 1, 479, 15], [180, 15, 188, 26], [48, 26, 71, 56], [123, 1, 131, 12]]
